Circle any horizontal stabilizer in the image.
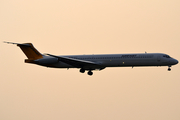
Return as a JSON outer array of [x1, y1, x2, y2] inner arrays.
[[4, 41, 31, 47]]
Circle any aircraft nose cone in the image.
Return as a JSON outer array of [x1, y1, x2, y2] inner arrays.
[[172, 59, 178, 65], [175, 59, 179, 64]]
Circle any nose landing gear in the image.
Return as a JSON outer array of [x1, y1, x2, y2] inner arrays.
[[168, 66, 171, 71]]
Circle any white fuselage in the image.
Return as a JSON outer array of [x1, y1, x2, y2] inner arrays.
[[36, 53, 178, 70]]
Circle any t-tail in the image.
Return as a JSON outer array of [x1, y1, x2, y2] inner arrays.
[[4, 42, 43, 63]]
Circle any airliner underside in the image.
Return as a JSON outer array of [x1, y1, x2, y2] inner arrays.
[[5, 42, 178, 76]]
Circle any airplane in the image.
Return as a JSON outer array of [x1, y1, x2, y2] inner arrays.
[[4, 42, 178, 76]]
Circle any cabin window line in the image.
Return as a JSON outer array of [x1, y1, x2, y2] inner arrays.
[[69, 55, 153, 60]]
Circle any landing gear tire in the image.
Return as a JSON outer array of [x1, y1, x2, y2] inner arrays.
[[80, 68, 85, 73], [87, 71, 93, 76], [168, 68, 171, 71], [168, 66, 171, 71]]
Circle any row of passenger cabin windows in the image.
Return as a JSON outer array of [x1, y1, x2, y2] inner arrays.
[[70, 55, 153, 59]]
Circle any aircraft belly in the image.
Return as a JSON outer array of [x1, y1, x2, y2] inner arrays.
[[50, 62, 74, 68]]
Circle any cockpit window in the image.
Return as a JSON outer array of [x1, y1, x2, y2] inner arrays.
[[163, 55, 171, 58]]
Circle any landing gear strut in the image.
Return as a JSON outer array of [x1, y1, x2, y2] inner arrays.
[[168, 66, 171, 71], [87, 70, 93, 76]]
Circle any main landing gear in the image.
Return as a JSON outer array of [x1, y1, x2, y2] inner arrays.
[[87, 70, 93, 76], [80, 68, 93, 76], [80, 68, 85, 73], [168, 66, 171, 71]]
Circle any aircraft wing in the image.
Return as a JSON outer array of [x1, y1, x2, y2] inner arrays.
[[46, 54, 102, 69]]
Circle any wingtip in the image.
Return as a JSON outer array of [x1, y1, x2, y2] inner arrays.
[[43, 53, 48, 55], [3, 41, 8, 43], [44, 53, 52, 56]]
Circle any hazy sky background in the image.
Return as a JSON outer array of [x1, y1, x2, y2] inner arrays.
[[1, 0, 180, 120]]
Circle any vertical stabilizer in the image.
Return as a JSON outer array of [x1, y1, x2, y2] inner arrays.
[[4, 42, 43, 60], [17, 43, 43, 60]]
